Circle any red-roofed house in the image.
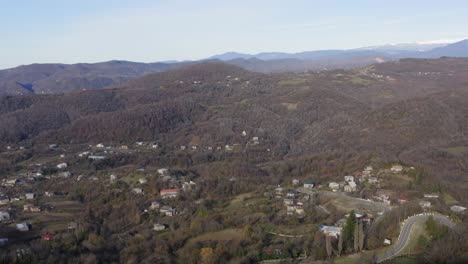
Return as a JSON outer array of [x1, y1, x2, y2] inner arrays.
[[42, 234, 55, 241], [160, 189, 179, 199]]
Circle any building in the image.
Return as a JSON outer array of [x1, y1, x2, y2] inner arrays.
[[30, 206, 41, 213], [390, 165, 403, 172], [150, 201, 160, 210], [424, 194, 439, 199], [450, 205, 467, 213], [182, 181, 196, 191], [153, 223, 166, 231], [0, 211, 10, 221], [286, 190, 297, 199], [344, 176, 355, 183], [0, 238, 8, 246], [419, 201, 431, 209], [96, 143, 105, 148], [283, 199, 294, 206], [56, 163, 68, 169], [292, 179, 300, 186], [16, 223, 30, 232], [42, 234, 55, 241], [344, 181, 357, 192], [368, 177, 379, 184], [160, 189, 179, 199], [384, 239, 392, 245], [398, 197, 409, 204], [160, 206, 175, 216], [157, 168, 169, 176], [88, 155, 106, 160], [303, 181, 314, 189], [320, 225, 342, 238], [0, 196, 10, 205], [132, 188, 143, 194], [139, 178, 148, 184], [329, 182, 340, 191], [25, 193, 36, 200]]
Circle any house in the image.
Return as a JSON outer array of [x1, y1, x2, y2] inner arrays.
[[160, 206, 175, 216], [283, 199, 294, 206], [225, 145, 233, 151], [368, 177, 379, 184], [329, 182, 340, 191], [384, 239, 392, 245], [0, 238, 8, 246], [182, 181, 196, 191], [344, 176, 355, 183], [424, 194, 439, 199], [180, 146, 186, 150], [286, 205, 295, 215], [419, 201, 431, 209], [286, 190, 297, 199], [16, 223, 30, 232], [0, 196, 10, 205], [44, 191, 54, 197], [0, 211, 10, 221], [160, 189, 179, 199], [320, 225, 342, 238], [150, 201, 160, 210], [450, 205, 467, 213], [23, 204, 32, 211], [132, 188, 143, 194], [68, 222, 78, 230], [96, 143, 105, 148], [252, 137, 260, 145], [49, 144, 58, 149], [390, 165, 403, 172], [59, 171, 71, 178], [88, 155, 106, 160], [78, 151, 90, 157], [153, 223, 166, 231], [30, 206, 41, 213], [25, 193, 36, 200], [303, 181, 314, 189], [120, 145, 129, 150], [157, 168, 169, 176], [344, 181, 357, 192], [275, 186, 284, 195], [56, 163, 68, 169], [295, 205, 305, 215], [242, 131, 247, 137], [42, 234, 55, 241], [364, 166, 373, 172], [138, 178, 147, 184], [110, 174, 117, 182], [292, 179, 300, 186], [398, 197, 409, 204]]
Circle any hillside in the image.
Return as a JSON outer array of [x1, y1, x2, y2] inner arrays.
[[0, 59, 467, 200], [0, 60, 184, 95]]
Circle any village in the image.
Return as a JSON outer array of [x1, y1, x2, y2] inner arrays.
[[0, 136, 466, 262]]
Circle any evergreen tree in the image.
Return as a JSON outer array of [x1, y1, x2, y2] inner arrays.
[[343, 210, 357, 251]]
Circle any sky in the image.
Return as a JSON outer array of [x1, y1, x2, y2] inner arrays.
[[1, 0, 468, 69]]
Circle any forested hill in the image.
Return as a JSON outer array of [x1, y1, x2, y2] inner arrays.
[[0, 59, 467, 199]]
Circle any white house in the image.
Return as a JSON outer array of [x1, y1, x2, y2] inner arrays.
[[150, 201, 160, 210], [329, 182, 340, 191], [132, 188, 143, 194], [320, 225, 342, 238], [344, 181, 357, 192], [450, 205, 467, 213], [390, 165, 403, 172], [25, 193, 36, 200], [419, 201, 431, 209], [139, 178, 148, 184], [424, 194, 439, 199], [0, 196, 10, 205], [16, 223, 30, 232], [153, 223, 166, 231], [292, 179, 300, 186], [303, 181, 314, 189], [57, 163, 68, 169], [96, 143, 105, 148], [384, 239, 392, 245], [344, 176, 355, 183], [157, 168, 169, 176], [160, 206, 175, 216], [368, 177, 379, 184]]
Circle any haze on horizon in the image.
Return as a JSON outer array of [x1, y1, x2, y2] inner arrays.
[[1, 0, 468, 69]]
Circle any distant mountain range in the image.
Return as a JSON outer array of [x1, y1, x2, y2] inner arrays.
[[1, 39, 468, 95]]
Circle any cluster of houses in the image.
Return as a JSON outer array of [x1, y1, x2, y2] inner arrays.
[[275, 185, 306, 216]]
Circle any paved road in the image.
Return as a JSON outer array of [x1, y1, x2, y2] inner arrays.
[[376, 213, 457, 263]]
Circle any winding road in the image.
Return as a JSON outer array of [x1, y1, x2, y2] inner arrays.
[[376, 213, 457, 263]]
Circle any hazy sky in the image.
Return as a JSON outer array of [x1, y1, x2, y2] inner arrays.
[[1, 0, 468, 69]]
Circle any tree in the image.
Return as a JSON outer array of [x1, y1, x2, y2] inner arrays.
[[358, 221, 365, 251], [354, 222, 359, 252], [338, 231, 343, 256], [343, 210, 357, 251], [200, 247, 216, 264], [325, 235, 332, 258]]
